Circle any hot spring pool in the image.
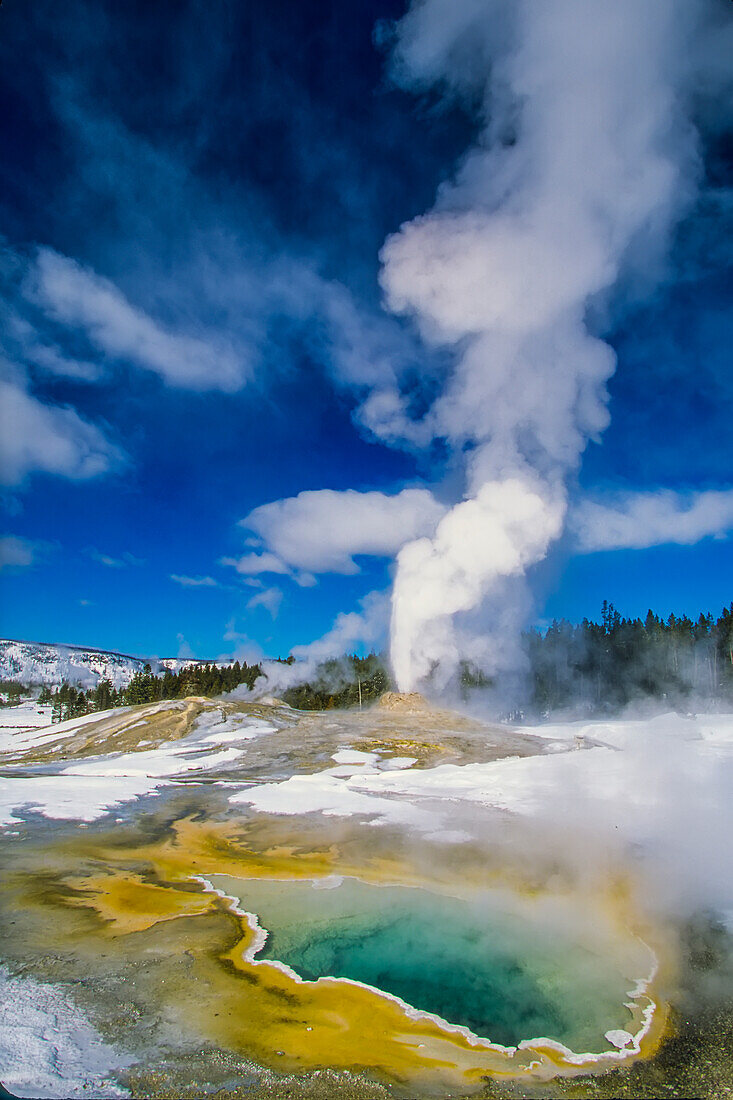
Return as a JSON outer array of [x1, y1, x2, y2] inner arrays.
[[208, 873, 653, 1053]]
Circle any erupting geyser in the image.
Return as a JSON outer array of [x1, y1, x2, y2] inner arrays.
[[380, 0, 725, 692], [391, 477, 565, 691]]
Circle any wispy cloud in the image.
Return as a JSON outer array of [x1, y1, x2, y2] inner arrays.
[[246, 585, 283, 619], [170, 573, 220, 588], [86, 548, 144, 569], [220, 551, 292, 577], [28, 248, 247, 392], [0, 534, 48, 571], [0, 257, 103, 385], [23, 342, 103, 383], [0, 363, 124, 487], [572, 488, 733, 552], [3, 59, 430, 416], [221, 619, 265, 665]]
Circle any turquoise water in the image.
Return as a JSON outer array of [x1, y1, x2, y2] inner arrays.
[[210, 875, 640, 1052]]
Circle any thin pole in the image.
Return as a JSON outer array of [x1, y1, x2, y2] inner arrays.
[[358, 677, 362, 710]]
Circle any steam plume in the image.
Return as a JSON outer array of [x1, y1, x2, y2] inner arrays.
[[381, 0, 726, 692]]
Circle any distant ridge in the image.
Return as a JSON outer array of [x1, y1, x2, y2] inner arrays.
[[0, 637, 234, 689], [2, 636, 171, 662]]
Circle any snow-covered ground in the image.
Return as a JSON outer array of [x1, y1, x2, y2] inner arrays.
[[232, 711, 733, 821], [0, 700, 54, 736], [0, 639, 154, 689], [0, 704, 131, 753], [0, 704, 276, 827]]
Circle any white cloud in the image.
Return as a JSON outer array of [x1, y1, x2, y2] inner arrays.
[[176, 633, 195, 660], [0, 535, 42, 571], [220, 552, 291, 577], [24, 343, 103, 383], [220, 620, 265, 666], [170, 573, 219, 588], [572, 488, 733, 552], [246, 585, 283, 618], [0, 372, 123, 487], [87, 549, 143, 569], [29, 248, 246, 392], [236, 487, 446, 576]]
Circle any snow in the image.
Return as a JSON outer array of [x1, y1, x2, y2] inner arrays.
[[0, 964, 130, 1098], [347, 747, 619, 815], [0, 706, 133, 753], [331, 749, 378, 765], [0, 702, 55, 749], [191, 708, 274, 744], [0, 704, 277, 828], [379, 755, 419, 770], [61, 744, 245, 779], [230, 771, 431, 828], [0, 774, 168, 826], [521, 710, 733, 752], [323, 749, 420, 780], [0, 638, 149, 690], [0, 701, 54, 730], [3, 706, 733, 919]]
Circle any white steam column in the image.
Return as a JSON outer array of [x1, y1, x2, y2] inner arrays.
[[381, 0, 715, 692]]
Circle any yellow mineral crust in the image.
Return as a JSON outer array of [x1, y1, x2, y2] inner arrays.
[[59, 815, 673, 1092], [64, 870, 218, 935]]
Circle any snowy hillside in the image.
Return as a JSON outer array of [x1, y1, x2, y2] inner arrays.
[[0, 638, 230, 689]]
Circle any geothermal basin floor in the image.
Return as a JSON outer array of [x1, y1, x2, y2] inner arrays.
[[0, 693, 732, 1097]]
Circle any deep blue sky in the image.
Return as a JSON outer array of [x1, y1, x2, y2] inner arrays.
[[0, 0, 731, 661]]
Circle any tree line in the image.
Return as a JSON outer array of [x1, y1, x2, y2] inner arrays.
[[40, 652, 393, 722], [31, 600, 733, 723], [523, 601, 733, 714], [281, 654, 391, 710], [41, 659, 263, 723], [0, 680, 25, 705]]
